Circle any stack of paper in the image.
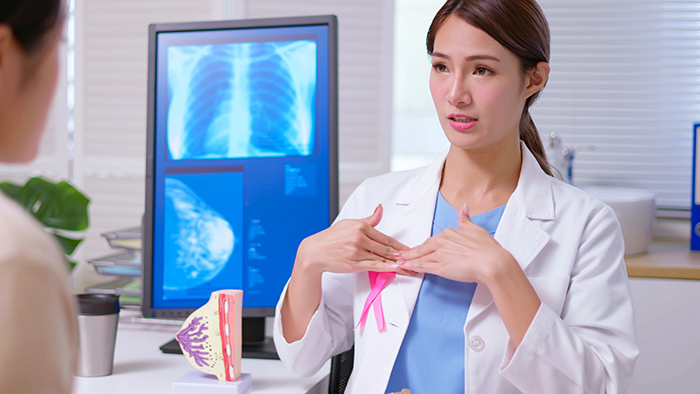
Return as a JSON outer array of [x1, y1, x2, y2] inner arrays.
[[85, 226, 142, 309]]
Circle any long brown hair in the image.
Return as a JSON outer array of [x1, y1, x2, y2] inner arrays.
[[427, 0, 553, 176]]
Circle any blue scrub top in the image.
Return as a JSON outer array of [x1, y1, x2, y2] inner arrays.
[[385, 192, 506, 394]]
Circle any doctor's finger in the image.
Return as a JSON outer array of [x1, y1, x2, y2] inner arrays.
[[458, 203, 473, 230], [397, 255, 439, 274], [356, 255, 401, 272], [397, 238, 439, 261], [350, 253, 417, 276], [363, 226, 409, 253], [327, 250, 385, 273], [364, 204, 383, 227], [359, 237, 404, 261]]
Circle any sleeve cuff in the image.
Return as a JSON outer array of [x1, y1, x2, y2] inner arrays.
[[499, 302, 556, 374], [273, 282, 334, 377]]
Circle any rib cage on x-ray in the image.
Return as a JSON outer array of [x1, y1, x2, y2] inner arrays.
[[167, 40, 317, 160]]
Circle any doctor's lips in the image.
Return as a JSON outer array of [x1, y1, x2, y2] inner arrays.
[[448, 114, 478, 131]]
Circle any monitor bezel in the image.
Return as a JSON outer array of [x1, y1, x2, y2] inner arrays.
[[142, 15, 338, 320]]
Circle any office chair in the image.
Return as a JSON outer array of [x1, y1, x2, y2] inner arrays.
[[328, 346, 354, 394]]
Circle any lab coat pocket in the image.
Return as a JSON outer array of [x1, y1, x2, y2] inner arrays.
[[527, 276, 569, 316]]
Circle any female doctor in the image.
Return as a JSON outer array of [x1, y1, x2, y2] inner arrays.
[[274, 0, 639, 393]]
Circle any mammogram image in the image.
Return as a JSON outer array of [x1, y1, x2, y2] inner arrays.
[[163, 177, 234, 291], [166, 40, 317, 160]]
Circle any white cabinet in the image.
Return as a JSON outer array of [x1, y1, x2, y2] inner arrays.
[[628, 278, 700, 394]]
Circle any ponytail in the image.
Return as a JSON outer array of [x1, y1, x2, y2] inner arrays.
[[519, 109, 553, 177]]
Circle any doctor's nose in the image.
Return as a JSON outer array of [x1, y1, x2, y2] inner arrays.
[[446, 78, 472, 107]]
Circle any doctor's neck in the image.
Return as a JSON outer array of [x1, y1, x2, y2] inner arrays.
[[439, 140, 521, 215]]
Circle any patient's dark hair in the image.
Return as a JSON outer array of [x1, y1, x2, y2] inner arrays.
[[427, 0, 553, 176], [0, 0, 64, 54]]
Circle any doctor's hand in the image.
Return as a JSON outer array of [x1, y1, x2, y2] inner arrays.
[[397, 203, 517, 284], [295, 204, 413, 276]]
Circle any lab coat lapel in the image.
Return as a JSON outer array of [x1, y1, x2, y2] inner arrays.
[[466, 143, 553, 327], [352, 153, 444, 392], [382, 150, 446, 324]]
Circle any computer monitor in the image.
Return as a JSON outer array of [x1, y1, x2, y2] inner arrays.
[[142, 15, 338, 358]]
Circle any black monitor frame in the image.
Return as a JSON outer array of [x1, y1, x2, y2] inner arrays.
[[141, 14, 338, 328]]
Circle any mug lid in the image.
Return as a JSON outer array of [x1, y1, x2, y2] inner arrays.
[[76, 294, 120, 316]]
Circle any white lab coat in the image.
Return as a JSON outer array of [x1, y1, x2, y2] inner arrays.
[[274, 142, 639, 394]]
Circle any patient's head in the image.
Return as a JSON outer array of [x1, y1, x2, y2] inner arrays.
[[0, 0, 65, 163]]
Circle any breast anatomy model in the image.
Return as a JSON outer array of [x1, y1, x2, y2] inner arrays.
[[175, 290, 243, 381]]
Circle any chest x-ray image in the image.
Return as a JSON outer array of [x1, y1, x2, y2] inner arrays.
[[166, 40, 317, 160]]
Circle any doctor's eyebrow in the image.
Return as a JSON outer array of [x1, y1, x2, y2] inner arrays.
[[431, 52, 501, 62]]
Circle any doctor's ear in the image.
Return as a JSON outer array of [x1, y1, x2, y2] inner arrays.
[[524, 61, 550, 99]]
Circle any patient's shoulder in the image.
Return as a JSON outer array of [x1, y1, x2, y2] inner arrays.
[[0, 193, 65, 273]]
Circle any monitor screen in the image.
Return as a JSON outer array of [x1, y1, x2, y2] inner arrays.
[[142, 15, 338, 321]]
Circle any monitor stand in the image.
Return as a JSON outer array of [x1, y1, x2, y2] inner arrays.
[[160, 317, 279, 360]]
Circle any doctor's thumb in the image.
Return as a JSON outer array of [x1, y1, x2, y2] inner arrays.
[[365, 204, 383, 227], [458, 203, 472, 229]]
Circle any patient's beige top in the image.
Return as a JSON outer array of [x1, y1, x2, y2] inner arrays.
[[0, 192, 78, 394]]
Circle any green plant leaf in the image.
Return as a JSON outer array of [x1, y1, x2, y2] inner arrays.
[[0, 181, 22, 200], [34, 180, 90, 231], [0, 177, 90, 271], [67, 259, 77, 271], [17, 177, 54, 212], [53, 234, 84, 256]]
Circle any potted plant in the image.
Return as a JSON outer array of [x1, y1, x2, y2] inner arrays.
[[0, 177, 90, 270]]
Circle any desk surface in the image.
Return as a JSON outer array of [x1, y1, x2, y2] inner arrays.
[[73, 320, 329, 394], [625, 240, 700, 280]]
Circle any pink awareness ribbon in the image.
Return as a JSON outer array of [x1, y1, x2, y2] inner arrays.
[[355, 271, 395, 332]]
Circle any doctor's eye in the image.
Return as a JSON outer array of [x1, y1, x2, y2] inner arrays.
[[432, 63, 449, 73], [474, 67, 492, 76]]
